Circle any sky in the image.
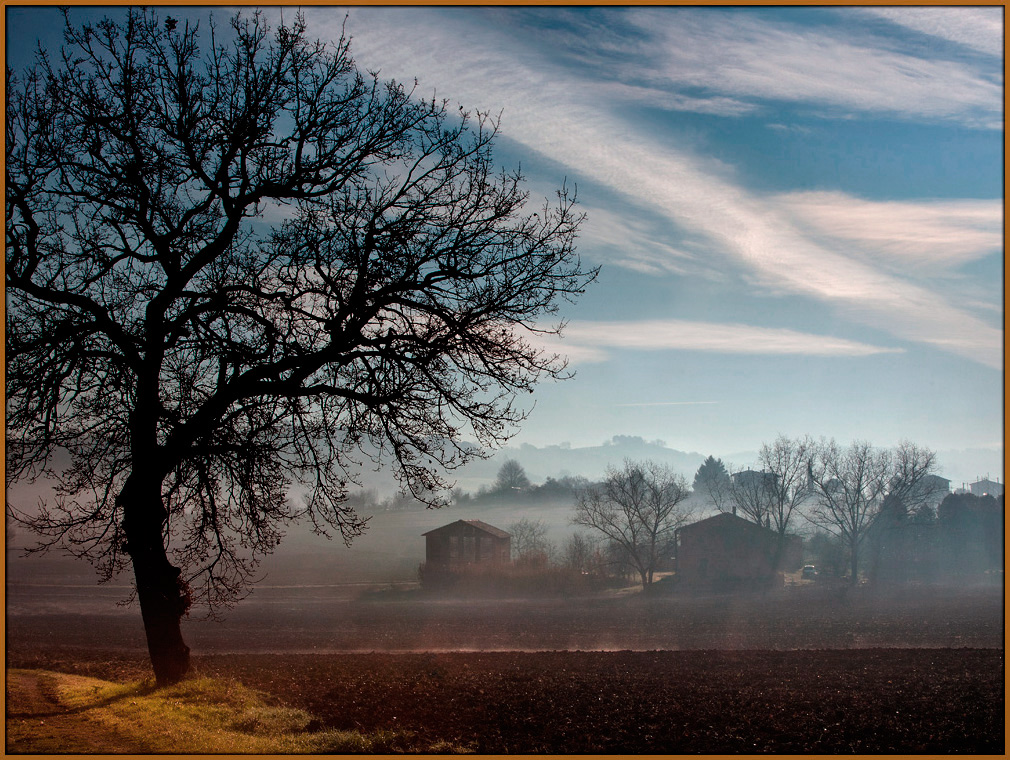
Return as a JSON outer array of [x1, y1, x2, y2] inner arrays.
[[6, 6, 1004, 483]]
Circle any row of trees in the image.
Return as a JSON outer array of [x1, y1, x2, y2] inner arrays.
[[447, 440, 939, 591], [691, 436, 940, 583], [329, 459, 587, 512]]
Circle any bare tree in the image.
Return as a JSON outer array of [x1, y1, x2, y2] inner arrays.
[[885, 440, 940, 517], [757, 434, 814, 535], [573, 460, 693, 589], [561, 530, 600, 574], [507, 516, 554, 565], [730, 436, 813, 533], [5, 10, 595, 684], [805, 439, 936, 585], [729, 468, 776, 527]]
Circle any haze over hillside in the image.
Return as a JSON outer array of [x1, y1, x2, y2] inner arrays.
[[6, 435, 1000, 517], [343, 435, 1002, 501]]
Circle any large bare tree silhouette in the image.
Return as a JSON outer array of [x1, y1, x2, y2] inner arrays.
[[6, 9, 596, 684]]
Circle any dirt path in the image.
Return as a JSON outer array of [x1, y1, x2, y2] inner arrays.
[[5, 670, 148, 754]]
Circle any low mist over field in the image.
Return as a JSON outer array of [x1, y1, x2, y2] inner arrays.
[[7, 431, 1004, 594]]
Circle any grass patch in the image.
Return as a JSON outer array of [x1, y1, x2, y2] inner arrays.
[[6, 669, 471, 753]]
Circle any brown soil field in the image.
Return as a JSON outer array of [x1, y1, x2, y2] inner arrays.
[[208, 648, 1004, 753], [7, 582, 1004, 653], [6, 584, 1005, 753], [7, 648, 1004, 753]]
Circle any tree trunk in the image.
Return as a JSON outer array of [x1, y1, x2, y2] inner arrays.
[[121, 478, 192, 686], [849, 543, 860, 586], [132, 552, 191, 686], [639, 568, 650, 589]]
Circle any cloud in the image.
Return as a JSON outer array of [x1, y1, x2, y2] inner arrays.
[[775, 192, 1003, 271], [766, 123, 813, 136], [311, 8, 1002, 369], [615, 400, 719, 406], [603, 82, 761, 118], [545, 116, 1002, 367], [860, 7, 1004, 59], [631, 9, 1003, 129], [541, 319, 905, 361], [578, 204, 705, 276]]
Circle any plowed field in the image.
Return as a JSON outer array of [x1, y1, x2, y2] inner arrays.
[[7, 583, 1004, 753], [7, 647, 1003, 753]]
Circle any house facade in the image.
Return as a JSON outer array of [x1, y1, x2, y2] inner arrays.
[[731, 469, 778, 492], [969, 478, 1003, 498], [919, 474, 952, 504], [676, 512, 802, 590], [422, 519, 511, 570]]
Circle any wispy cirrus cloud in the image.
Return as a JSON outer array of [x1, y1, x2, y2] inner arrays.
[[628, 9, 1003, 129], [316, 7, 1002, 369], [538, 320, 904, 362], [775, 192, 1003, 271], [860, 7, 1004, 59], [601, 82, 760, 118], [577, 204, 703, 277]]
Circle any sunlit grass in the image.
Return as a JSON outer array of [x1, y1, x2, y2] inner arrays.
[[8, 669, 472, 753]]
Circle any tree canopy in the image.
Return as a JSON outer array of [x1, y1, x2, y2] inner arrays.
[[493, 459, 532, 494], [5, 9, 596, 683], [806, 439, 936, 584], [692, 455, 731, 512]]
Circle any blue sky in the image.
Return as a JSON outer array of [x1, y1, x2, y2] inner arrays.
[[7, 6, 1004, 483]]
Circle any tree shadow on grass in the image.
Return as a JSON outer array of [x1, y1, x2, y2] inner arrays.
[[6, 670, 158, 720]]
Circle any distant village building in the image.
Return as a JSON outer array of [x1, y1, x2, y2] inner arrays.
[[675, 512, 802, 590], [422, 519, 511, 570], [918, 474, 952, 505], [731, 469, 778, 491], [969, 478, 1003, 498]]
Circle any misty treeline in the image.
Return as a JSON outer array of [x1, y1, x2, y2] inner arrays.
[[505, 513, 671, 584], [418, 463, 690, 596], [339, 458, 589, 512], [423, 435, 999, 590], [688, 435, 1001, 585]]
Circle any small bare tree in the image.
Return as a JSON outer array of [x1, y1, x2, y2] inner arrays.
[[885, 440, 940, 516], [562, 531, 600, 574], [731, 436, 813, 534], [507, 516, 554, 565], [757, 434, 815, 535], [573, 460, 693, 589], [5, 9, 595, 684], [729, 468, 776, 527]]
